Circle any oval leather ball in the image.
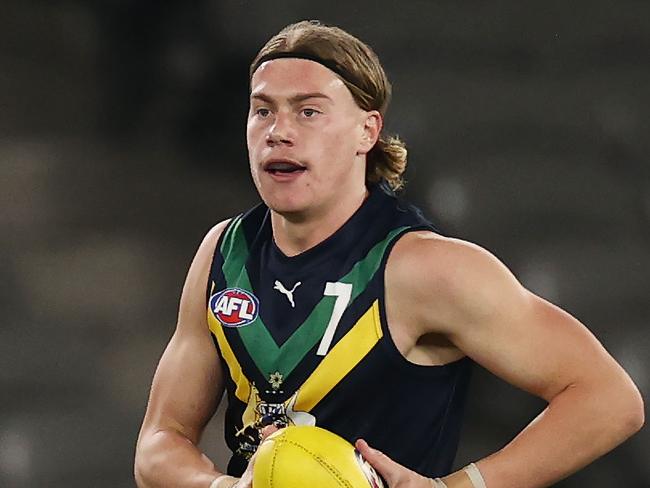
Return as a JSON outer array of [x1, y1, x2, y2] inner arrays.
[[253, 425, 384, 488]]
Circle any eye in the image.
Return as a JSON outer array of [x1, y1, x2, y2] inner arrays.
[[301, 108, 320, 118], [255, 108, 271, 118]]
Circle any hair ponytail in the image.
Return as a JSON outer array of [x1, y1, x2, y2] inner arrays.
[[367, 134, 407, 191]]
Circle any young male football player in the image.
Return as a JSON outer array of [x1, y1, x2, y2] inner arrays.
[[135, 21, 644, 488]]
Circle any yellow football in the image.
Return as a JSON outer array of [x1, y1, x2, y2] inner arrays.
[[253, 425, 384, 488]]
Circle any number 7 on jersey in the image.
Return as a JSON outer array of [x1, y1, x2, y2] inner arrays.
[[316, 282, 353, 356]]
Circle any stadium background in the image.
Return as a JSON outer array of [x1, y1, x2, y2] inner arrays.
[[1, 1, 648, 486]]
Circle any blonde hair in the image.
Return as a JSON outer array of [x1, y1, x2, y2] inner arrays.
[[250, 21, 407, 191]]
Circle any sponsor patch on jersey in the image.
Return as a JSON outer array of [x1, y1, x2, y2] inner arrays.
[[210, 288, 259, 327]]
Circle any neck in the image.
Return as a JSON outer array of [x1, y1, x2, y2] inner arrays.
[[271, 185, 369, 257]]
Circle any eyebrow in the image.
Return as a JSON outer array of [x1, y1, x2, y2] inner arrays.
[[250, 92, 333, 105]]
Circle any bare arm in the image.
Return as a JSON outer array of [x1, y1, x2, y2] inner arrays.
[[360, 233, 644, 488], [135, 221, 230, 488], [441, 241, 644, 487]]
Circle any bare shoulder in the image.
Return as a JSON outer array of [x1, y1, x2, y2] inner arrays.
[[199, 219, 232, 258], [387, 230, 525, 335], [389, 230, 491, 266], [177, 218, 232, 332], [190, 219, 232, 275], [390, 230, 509, 268], [388, 230, 516, 294]]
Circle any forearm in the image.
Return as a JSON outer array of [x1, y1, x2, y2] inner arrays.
[[135, 428, 222, 488], [444, 381, 643, 488]]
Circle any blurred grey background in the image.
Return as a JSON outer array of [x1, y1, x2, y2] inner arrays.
[[1, 1, 648, 487]]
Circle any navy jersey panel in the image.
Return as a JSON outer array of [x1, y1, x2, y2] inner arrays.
[[311, 354, 473, 476], [206, 184, 473, 478]]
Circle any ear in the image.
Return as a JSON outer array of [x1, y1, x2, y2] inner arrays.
[[357, 111, 383, 155]]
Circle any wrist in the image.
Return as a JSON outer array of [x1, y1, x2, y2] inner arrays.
[[210, 474, 239, 488], [462, 463, 487, 488], [433, 462, 487, 488]]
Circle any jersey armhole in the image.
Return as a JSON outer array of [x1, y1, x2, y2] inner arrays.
[[377, 226, 470, 377], [205, 216, 241, 306], [205, 217, 240, 358]]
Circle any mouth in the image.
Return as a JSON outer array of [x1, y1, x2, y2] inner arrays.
[[263, 159, 307, 176]]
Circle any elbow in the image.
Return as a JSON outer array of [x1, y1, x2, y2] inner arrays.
[[613, 380, 645, 440], [134, 443, 163, 488], [134, 431, 161, 488], [134, 463, 146, 488], [624, 389, 645, 435], [134, 444, 151, 488], [580, 373, 646, 445]]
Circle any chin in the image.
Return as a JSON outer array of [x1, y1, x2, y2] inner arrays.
[[262, 191, 311, 217]]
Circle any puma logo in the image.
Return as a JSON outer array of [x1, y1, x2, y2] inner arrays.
[[273, 280, 301, 308]]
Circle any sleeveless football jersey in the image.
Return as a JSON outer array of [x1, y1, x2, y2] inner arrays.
[[206, 184, 472, 478]]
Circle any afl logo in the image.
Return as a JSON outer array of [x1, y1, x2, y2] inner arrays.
[[210, 288, 259, 327]]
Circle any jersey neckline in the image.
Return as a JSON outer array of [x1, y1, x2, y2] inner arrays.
[[268, 184, 390, 271]]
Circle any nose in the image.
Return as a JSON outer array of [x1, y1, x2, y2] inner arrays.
[[266, 113, 295, 147]]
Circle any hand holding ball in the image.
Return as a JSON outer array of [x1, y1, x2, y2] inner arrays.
[[253, 426, 384, 487]]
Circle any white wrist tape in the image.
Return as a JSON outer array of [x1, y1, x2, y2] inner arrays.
[[210, 474, 239, 488], [463, 463, 487, 488], [431, 478, 448, 488]]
